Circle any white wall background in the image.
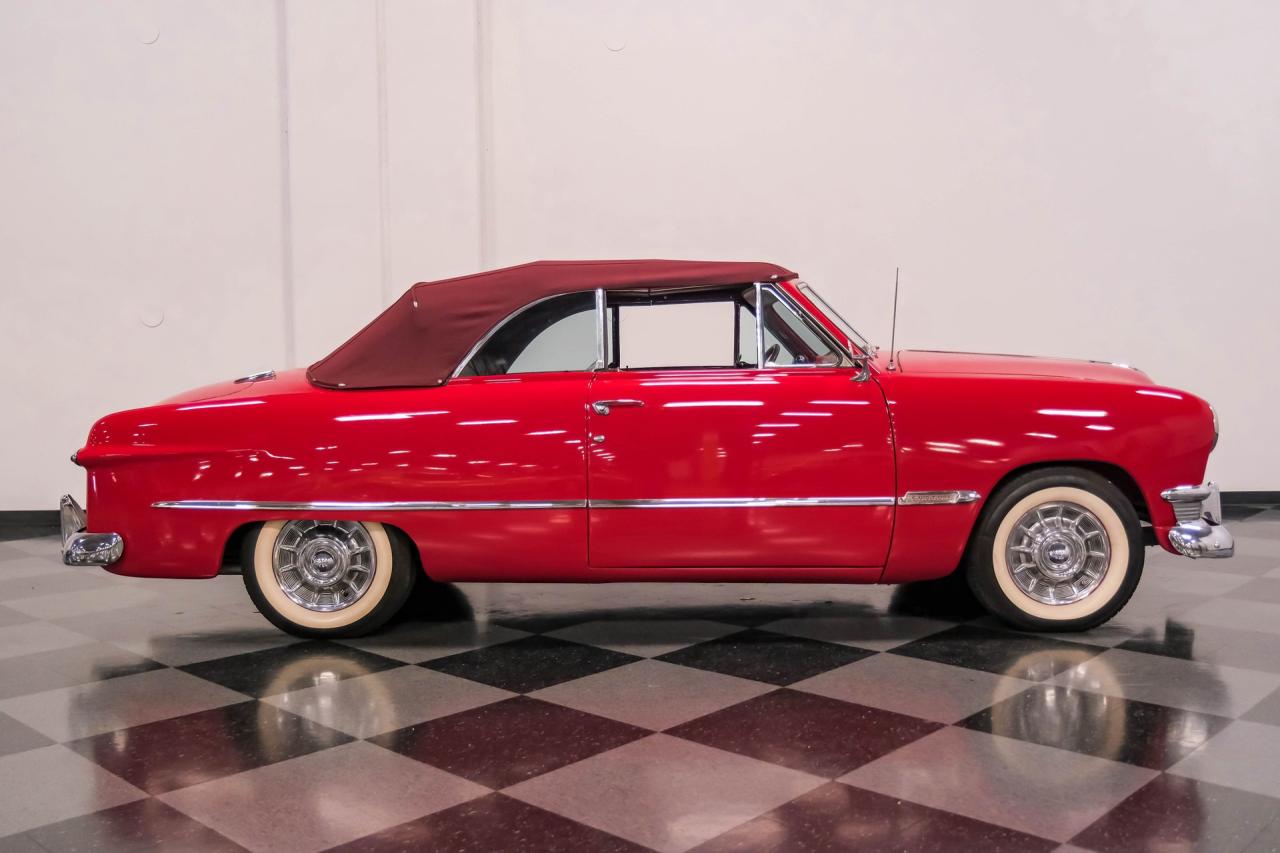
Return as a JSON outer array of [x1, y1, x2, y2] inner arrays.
[[2, 0, 1277, 510]]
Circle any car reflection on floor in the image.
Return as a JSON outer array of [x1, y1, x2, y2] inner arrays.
[[3, 520, 1279, 851]]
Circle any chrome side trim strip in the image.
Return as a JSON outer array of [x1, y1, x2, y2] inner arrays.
[[153, 496, 897, 511], [589, 497, 895, 509], [152, 500, 588, 511], [898, 490, 981, 506]]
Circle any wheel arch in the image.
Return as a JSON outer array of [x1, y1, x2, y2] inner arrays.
[[977, 459, 1150, 526], [218, 519, 424, 576], [952, 458, 1150, 577]]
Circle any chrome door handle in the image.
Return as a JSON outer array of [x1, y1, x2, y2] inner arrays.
[[591, 399, 644, 415]]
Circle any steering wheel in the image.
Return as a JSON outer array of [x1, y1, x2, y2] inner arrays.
[[763, 343, 780, 365]]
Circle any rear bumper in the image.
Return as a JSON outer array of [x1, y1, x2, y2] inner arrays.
[[60, 495, 124, 566], [1161, 483, 1234, 559]]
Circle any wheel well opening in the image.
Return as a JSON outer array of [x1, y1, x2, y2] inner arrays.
[[379, 522, 430, 581], [220, 520, 429, 579], [984, 460, 1151, 525], [219, 522, 256, 574], [951, 459, 1153, 578]]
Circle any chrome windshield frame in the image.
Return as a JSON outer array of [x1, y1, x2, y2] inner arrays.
[[750, 282, 857, 370], [795, 281, 872, 358]]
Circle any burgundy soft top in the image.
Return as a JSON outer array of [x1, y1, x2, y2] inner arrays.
[[307, 259, 796, 389]]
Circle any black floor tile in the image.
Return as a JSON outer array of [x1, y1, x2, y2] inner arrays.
[[694, 781, 1058, 852], [0, 712, 53, 758], [0, 643, 165, 701], [327, 792, 648, 852], [22, 799, 246, 852], [1244, 687, 1280, 727], [0, 605, 31, 629], [657, 628, 873, 686], [1072, 774, 1280, 853], [889, 624, 1104, 680], [1117, 619, 1280, 674], [421, 635, 641, 693], [178, 641, 402, 698], [1226, 577, 1280, 606], [668, 689, 943, 778], [1222, 505, 1271, 522], [67, 700, 353, 794], [962, 685, 1232, 769], [370, 696, 648, 789]]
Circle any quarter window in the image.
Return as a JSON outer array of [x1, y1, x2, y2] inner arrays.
[[458, 292, 596, 377]]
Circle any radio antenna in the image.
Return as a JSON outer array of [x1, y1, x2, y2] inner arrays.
[[886, 267, 900, 372]]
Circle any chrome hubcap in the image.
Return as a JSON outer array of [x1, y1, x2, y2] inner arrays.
[[272, 520, 376, 612], [1006, 501, 1110, 605]]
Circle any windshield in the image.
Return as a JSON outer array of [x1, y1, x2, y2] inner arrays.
[[797, 282, 871, 356]]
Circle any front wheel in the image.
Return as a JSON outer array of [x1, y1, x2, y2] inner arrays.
[[242, 520, 415, 638], [966, 468, 1144, 632]]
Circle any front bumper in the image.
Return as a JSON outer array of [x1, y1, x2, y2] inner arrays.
[[1161, 483, 1234, 559], [60, 495, 124, 566]]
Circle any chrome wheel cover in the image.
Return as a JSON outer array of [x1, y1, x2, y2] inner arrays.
[[1005, 501, 1111, 605], [271, 520, 376, 612]]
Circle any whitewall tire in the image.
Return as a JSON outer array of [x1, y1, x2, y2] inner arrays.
[[242, 520, 416, 638], [967, 468, 1144, 632]]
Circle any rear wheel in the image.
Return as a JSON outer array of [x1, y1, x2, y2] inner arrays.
[[966, 468, 1144, 631], [242, 520, 415, 638]]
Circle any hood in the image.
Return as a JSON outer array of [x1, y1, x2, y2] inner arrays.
[[157, 368, 314, 405], [893, 350, 1151, 384]]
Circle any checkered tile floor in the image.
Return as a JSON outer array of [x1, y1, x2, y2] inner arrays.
[[2, 507, 1280, 852]]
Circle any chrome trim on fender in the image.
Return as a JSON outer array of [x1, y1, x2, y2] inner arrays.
[[234, 370, 276, 384], [153, 499, 588, 511], [589, 497, 895, 509], [60, 495, 124, 566], [153, 496, 896, 511], [898, 490, 981, 506]]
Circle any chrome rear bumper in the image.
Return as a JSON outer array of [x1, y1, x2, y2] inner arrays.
[[1161, 483, 1234, 559], [60, 495, 124, 566]]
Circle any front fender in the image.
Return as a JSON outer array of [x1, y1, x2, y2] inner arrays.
[[879, 374, 1215, 582]]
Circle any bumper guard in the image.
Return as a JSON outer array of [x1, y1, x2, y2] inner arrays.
[[1161, 483, 1234, 559], [60, 495, 124, 566]]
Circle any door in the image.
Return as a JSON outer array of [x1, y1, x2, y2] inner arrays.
[[586, 286, 895, 567]]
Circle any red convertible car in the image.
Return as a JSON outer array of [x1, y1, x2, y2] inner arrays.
[[60, 260, 1232, 637]]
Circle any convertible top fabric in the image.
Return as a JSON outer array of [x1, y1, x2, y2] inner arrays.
[[307, 259, 795, 389]]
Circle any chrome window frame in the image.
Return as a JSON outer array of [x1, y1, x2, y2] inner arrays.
[[451, 283, 860, 380], [754, 282, 765, 369], [751, 283, 857, 370]]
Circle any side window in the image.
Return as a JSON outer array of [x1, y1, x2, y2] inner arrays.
[[612, 300, 740, 369], [459, 292, 596, 377]]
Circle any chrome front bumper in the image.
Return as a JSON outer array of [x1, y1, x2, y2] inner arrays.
[[60, 495, 123, 566], [1161, 483, 1234, 559]]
